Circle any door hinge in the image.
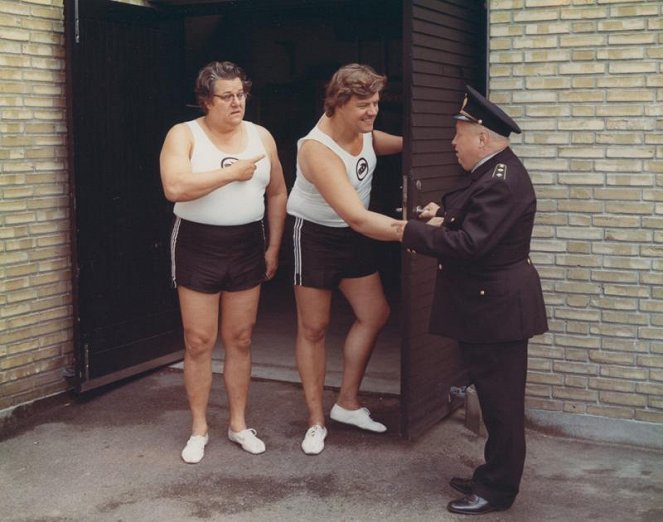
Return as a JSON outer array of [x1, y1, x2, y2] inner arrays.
[[82, 341, 89, 381], [401, 174, 408, 219], [75, 0, 80, 43]]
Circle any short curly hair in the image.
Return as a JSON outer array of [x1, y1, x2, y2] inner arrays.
[[323, 63, 387, 117], [195, 61, 252, 113]]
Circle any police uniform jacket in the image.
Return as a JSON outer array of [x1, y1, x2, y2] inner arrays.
[[402, 147, 548, 343]]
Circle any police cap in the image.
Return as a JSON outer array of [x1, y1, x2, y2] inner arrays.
[[454, 85, 521, 137]]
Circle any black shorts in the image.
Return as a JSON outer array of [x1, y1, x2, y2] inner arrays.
[[287, 215, 378, 289], [171, 217, 266, 293]]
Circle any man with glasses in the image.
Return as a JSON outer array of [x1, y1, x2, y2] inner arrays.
[[160, 61, 287, 463]]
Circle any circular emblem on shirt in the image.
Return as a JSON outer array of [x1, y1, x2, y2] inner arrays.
[[221, 157, 238, 168], [356, 157, 369, 181]]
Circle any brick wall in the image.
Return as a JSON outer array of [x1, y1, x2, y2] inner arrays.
[[0, 0, 72, 411], [489, 0, 663, 430]]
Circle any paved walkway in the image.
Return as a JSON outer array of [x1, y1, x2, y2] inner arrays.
[[1, 368, 662, 521]]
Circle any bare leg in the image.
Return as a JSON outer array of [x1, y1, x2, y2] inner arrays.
[[178, 286, 221, 437], [294, 285, 332, 427], [336, 273, 390, 410], [220, 285, 261, 433]]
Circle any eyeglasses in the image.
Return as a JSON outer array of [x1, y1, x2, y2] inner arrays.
[[212, 91, 249, 103]]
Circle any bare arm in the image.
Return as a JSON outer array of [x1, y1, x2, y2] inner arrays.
[[256, 125, 287, 279], [372, 130, 403, 156], [299, 140, 401, 242], [159, 123, 264, 202]]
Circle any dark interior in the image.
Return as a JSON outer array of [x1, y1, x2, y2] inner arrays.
[[168, 0, 405, 387], [174, 0, 405, 290]]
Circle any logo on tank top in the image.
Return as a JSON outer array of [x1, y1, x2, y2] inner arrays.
[[356, 157, 369, 181], [221, 157, 238, 168]]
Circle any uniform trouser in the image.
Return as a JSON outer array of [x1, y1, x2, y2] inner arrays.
[[459, 339, 529, 508]]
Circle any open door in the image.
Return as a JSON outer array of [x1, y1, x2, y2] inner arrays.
[[64, 0, 186, 391], [400, 0, 487, 439]]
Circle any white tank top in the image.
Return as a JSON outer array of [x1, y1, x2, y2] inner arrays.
[[286, 126, 376, 227], [173, 120, 270, 226]]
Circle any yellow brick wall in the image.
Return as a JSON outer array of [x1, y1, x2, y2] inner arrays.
[[0, 0, 72, 410], [490, 0, 663, 424]]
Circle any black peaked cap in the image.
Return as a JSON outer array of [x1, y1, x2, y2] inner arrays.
[[454, 85, 521, 137]]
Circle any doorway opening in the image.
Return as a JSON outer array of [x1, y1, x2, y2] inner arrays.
[[169, 0, 404, 396], [67, 0, 486, 436]]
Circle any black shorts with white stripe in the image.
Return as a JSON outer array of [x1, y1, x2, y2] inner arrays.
[[170, 217, 266, 293], [287, 215, 378, 289]]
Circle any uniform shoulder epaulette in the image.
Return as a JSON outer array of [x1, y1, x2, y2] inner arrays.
[[492, 163, 507, 180]]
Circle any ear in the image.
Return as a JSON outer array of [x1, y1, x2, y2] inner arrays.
[[478, 129, 488, 147]]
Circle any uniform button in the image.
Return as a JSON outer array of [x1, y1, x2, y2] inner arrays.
[[527, 258, 531, 264], [450, 217, 455, 223], [479, 290, 485, 296], [438, 264, 443, 270]]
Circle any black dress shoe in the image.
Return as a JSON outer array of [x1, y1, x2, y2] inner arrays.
[[447, 494, 507, 515], [449, 477, 473, 495]]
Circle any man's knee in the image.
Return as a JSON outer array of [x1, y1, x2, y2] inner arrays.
[[184, 327, 216, 357], [358, 301, 390, 329], [299, 320, 329, 344], [222, 324, 255, 352]]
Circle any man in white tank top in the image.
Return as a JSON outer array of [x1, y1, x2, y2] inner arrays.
[[286, 64, 403, 455], [160, 61, 287, 463]]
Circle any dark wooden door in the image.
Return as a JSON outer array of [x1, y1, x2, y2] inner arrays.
[[64, 0, 186, 391], [400, 0, 487, 439]]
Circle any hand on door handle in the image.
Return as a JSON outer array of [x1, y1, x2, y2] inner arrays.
[[416, 203, 440, 220]]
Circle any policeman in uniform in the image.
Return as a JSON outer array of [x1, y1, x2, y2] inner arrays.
[[398, 85, 548, 515]]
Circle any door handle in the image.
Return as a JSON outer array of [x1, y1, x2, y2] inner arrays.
[[395, 206, 425, 217]]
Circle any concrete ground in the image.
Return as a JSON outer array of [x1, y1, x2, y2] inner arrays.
[[1, 368, 662, 522]]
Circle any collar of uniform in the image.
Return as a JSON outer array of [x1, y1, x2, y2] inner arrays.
[[470, 147, 512, 181], [470, 147, 507, 174], [444, 148, 514, 205]]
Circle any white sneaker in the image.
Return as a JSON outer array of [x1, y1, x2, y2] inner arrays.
[[181, 434, 209, 464], [301, 424, 328, 455], [228, 428, 266, 455], [330, 404, 387, 433]]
